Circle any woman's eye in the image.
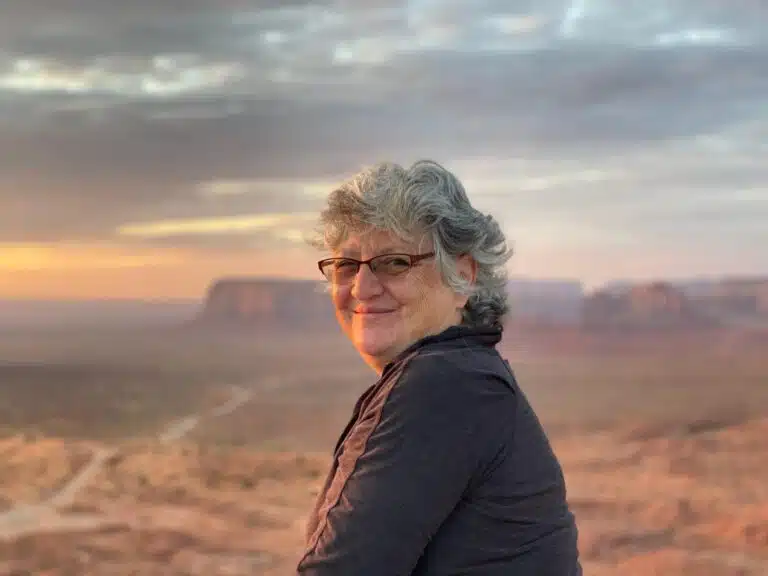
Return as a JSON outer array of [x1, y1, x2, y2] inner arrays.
[[378, 257, 410, 273]]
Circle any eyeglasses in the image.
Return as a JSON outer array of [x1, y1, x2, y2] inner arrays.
[[318, 252, 435, 284]]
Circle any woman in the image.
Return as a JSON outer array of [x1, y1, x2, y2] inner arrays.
[[297, 160, 582, 575]]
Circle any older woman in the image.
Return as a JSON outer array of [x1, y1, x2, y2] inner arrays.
[[297, 160, 582, 575]]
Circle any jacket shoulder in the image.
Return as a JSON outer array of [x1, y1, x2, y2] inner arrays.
[[392, 344, 518, 413], [408, 340, 515, 383]]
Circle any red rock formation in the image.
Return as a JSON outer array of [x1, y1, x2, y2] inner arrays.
[[196, 278, 335, 328], [582, 282, 714, 331], [705, 278, 768, 316]]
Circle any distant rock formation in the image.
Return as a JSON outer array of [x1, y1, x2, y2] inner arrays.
[[582, 282, 716, 331], [687, 277, 768, 318], [196, 276, 586, 329], [196, 278, 334, 329], [602, 277, 768, 316], [195, 275, 768, 332]]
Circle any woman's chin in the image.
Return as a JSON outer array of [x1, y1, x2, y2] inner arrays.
[[352, 325, 401, 361]]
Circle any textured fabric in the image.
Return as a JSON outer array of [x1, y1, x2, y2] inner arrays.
[[297, 324, 582, 575]]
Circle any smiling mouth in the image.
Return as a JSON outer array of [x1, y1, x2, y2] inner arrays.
[[354, 309, 396, 315]]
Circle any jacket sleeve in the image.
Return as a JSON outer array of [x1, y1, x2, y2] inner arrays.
[[296, 356, 513, 575]]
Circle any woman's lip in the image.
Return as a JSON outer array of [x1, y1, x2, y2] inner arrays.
[[354, 309, 396, 314]]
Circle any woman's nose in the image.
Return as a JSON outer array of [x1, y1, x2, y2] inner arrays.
[[350, 263, 383, 300]]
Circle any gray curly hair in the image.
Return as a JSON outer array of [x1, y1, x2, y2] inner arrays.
[[308, 160, 513, 328]]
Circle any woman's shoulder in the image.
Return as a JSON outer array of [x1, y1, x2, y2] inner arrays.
[[394, 343, 518, 408]]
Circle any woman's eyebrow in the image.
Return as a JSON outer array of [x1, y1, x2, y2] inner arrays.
[[339, 246, 404, 258]]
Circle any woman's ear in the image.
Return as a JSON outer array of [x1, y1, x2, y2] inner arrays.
[[457, 254, 477, 284]]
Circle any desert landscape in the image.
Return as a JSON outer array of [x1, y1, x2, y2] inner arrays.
[[3, 0, 767, 572], [0, 279, 767, 575]]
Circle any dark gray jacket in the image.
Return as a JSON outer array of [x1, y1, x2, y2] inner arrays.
[[297, 324, 582, 575]]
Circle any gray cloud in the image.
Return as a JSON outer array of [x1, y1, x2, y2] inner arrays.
[[3, 46, 765, 185], [1, 0, 766, 279]]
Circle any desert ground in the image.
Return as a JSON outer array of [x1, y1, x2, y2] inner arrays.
[[0, 322, 766, 575]]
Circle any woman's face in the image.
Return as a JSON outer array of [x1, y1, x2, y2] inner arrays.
[[329, 228, 474, 373]]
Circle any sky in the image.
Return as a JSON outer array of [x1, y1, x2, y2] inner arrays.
[[1, 0, 766, 299]]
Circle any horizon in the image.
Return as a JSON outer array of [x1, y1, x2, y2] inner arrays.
[[1, 2, 767, 300], [3, 270, 768, 304]]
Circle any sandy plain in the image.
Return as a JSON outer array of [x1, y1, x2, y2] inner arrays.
[[0, 323, 766, 575]]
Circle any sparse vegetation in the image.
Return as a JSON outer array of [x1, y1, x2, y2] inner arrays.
[[0, 324, 765, 574]]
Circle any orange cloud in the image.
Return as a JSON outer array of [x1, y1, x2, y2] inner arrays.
[[0, 242, 188, 271], [0, 241, 321, 299], [115, 213, 316, 240]]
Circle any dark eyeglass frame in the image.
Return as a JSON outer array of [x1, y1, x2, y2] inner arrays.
[[317, 252, 435, 284]]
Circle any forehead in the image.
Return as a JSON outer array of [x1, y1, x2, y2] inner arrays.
[[336, 228, 428, 256]]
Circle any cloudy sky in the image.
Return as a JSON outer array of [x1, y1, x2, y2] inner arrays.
[[1, 0, 766, 299]]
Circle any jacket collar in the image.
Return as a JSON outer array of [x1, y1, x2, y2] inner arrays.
[[382, 323, 503, 378]]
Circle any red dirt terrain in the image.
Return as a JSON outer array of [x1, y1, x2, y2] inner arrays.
[[0, 325, 765, 574]]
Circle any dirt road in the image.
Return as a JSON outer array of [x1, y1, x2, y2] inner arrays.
[[0, 383, 256, 541]]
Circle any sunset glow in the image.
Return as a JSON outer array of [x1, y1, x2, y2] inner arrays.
[[0, 2, 765, 300]]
